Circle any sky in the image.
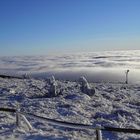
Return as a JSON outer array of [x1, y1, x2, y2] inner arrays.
[[0, 0, 140, 56]]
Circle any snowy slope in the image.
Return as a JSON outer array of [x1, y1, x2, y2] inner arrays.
[[0, 77, 140, 140]]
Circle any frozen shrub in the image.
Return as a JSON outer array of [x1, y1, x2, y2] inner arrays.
[[23, 73, 31, 79], [48, 75, 56, 84], [49, 82, 57, 97], [79, 76, 95, 96], [49, 75, 57, 97]]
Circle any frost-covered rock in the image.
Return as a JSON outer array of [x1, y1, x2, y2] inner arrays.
[[79, 76, 96, 96]]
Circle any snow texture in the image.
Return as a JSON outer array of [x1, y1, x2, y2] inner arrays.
[[0, 50, 140, 139], [0, 77, 140, 140]]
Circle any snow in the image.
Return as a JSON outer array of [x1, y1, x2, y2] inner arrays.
[[0, 77, 140, 140], [0, 50, 140, 139]]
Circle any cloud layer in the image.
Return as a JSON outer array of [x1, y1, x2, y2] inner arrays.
[[0, 50, 140, 83]]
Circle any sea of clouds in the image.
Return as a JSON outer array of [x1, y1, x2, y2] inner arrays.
[[0, 50, 140, 83]]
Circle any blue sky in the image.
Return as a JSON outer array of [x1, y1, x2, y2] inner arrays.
[[0, 0, 140, 56]]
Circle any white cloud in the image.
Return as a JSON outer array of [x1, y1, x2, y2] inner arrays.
[[0, 50, 140, 83]]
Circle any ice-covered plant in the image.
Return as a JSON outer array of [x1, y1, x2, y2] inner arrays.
[[48, 75, 55, 84], [49, 83, 56, 97], [79, 76, 89, 92], [79, 76, 95, 96], [23, 73, 30, 79], [49, 75, 57, 97]]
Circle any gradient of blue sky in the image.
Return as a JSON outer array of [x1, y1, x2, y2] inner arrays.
[[0, 0, 140, 55]]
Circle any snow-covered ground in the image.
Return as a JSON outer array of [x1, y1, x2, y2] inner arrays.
[[0, 77, 140, 140], [0, 50, 140, 139]]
